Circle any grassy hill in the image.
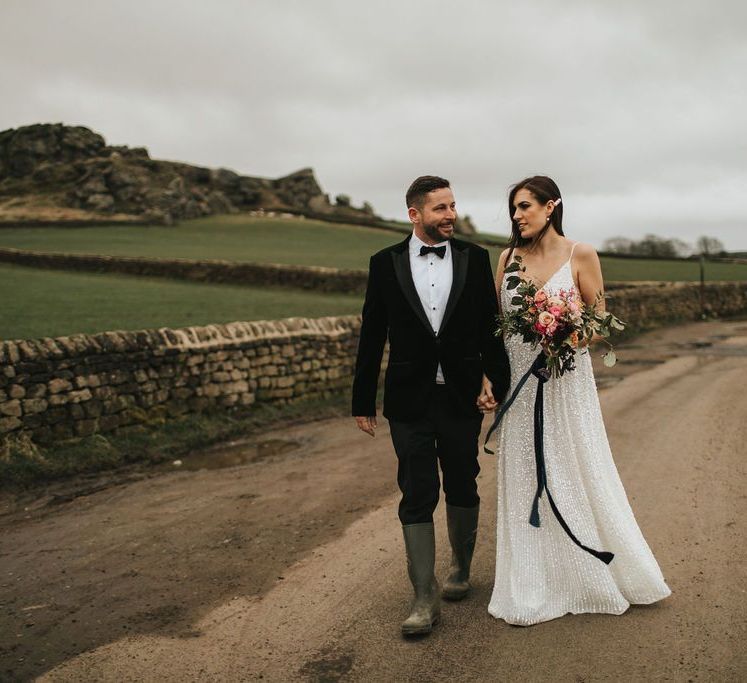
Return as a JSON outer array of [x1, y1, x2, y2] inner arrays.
[[1, 214, 744, 280], [0, 215, 402, 271]]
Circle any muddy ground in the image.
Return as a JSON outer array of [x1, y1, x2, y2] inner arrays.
[[1, 318, 746, 681]]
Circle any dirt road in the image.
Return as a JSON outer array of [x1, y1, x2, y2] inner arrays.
[[1, 319, 746, 682]]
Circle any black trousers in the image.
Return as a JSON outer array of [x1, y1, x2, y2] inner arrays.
[[388, 385, 483, 525]]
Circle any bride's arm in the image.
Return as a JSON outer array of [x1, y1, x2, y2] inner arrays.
[[478, 248, 512, 411], [574, 242, 605, 309], [574, 243, 606, 345], [494, 247, 512, 311]]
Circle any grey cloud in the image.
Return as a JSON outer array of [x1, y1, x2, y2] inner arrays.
[[1, 0, 744, 249]]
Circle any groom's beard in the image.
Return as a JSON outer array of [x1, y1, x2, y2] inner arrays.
[[424, 220, 454, 242]]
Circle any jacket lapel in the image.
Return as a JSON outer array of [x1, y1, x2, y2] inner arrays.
[[391, 236, 437, 337], [440, 239, 469, 333]]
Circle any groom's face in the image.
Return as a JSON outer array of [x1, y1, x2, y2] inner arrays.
[[411, 187, 457, 244]]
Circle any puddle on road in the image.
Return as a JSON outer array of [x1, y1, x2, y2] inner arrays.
[[595, 376, 623, 390], [696, 344, 747, 357], [171, 438, 303, 472]]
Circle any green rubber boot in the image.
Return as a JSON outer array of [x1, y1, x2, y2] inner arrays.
[[442, 504, 479, 601], [401, 523, 441, 636]]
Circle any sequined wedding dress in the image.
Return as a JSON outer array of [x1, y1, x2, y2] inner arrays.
[[488, 246, 671, 626]]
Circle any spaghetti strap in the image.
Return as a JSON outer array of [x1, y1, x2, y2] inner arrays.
[[568, 241, 579, 262]]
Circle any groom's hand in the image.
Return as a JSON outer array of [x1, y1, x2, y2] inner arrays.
[[355, 416, 377, 437]]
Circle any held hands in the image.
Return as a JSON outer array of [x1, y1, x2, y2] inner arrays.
[[476, 375, 498, 414], [355, 416, 377, 437]]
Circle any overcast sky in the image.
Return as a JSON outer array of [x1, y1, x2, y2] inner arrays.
[[2, 0, 745, 249]]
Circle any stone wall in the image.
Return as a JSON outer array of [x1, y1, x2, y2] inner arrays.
[[0, 316, 362, 443], [1, 282, 746, 444], [605, 281, 747, 331], [3, 246, 720, 296], [0, 247, 369, 294]]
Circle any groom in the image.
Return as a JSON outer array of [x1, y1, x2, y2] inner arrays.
[[352, 175, 510, 636]]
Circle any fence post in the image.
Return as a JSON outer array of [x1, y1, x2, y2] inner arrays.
[[699, 254, 706, 318]]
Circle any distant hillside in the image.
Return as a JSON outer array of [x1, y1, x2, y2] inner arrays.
[[0, 123, 450, 232]]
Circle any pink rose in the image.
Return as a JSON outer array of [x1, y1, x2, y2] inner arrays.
[[538, 311, 555, 328], [548, 306, 564, 318], [534, 290, 548, 304]]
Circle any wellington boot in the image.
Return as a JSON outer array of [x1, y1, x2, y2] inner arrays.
[[442, 504, 479, 601], [401, 523, 441, 636]]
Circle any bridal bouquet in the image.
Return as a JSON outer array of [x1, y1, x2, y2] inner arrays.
[[500, 256, 625, 378]]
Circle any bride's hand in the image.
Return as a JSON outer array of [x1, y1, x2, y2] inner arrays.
[[579, 332, 603, 349], [476, 375, 498, 413]]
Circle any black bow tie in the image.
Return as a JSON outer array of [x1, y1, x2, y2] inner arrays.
[[419, 245, 447, 259]]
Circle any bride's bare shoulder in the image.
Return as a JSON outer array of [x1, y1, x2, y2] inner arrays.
[[498, 247, 512, 267], [571, 241, 599, 261]]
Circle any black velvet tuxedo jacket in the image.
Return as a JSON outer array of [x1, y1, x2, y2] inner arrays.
[[351, 235, 511, 422]]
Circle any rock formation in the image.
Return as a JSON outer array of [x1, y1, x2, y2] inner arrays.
[[0, 123, 375, 226]]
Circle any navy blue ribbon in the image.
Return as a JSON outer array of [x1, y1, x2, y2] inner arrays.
[[484, 353, 614, 565]]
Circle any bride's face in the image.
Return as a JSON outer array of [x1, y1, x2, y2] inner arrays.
[[512, 188, 554, 241]]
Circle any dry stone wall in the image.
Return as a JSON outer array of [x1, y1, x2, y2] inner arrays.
[[0, 247, 369, 293], [0, 316, 362, 443], [605, 281, 747, 330], [1, 282, 746, 444]]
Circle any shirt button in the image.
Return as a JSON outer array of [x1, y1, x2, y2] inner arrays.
[[432, 307, 436, 310]]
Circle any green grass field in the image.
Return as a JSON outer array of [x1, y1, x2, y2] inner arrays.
[[2, 216, 745, 341], [0, 215, 402, 271], [0, 264, 363, 341], [0, 215, 744, 281]]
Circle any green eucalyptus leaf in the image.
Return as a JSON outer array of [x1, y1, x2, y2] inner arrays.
[[603, 351, 617, 367]]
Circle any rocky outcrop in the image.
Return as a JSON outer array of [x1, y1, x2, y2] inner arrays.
[[456, 215, 477, 236], [0, 123, 376, 226]]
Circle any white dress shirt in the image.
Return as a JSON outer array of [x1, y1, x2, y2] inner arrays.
[[409, 232, 453, 384]]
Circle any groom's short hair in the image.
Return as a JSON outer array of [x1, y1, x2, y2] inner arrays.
[[406, 175, 450, 210]]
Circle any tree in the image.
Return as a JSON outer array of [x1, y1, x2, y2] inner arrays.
[[602, 237, 634, 254], [633, 234, 677, 258], [603, 235, 692, 258], [696, 236, 725, 256]]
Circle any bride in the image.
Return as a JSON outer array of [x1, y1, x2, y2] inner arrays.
[[483, 175, 671, 626]]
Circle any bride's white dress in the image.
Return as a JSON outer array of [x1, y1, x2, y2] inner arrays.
[[488, 248, 671, 626]]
